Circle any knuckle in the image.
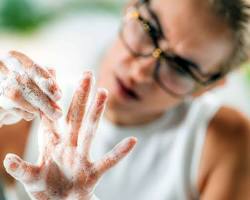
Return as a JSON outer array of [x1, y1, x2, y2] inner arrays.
[[34, 64, 50, 79], [21, 75, 31, 85], [9, 50, 33, 68], [15, 73, 30, 85], [104, 157, 114, 167]]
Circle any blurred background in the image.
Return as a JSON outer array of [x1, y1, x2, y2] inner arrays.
[[0, 0, 249, 116], [0, 1, 249, 199]]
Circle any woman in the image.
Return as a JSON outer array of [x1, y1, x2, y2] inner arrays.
[[0, 0, 250, 199]]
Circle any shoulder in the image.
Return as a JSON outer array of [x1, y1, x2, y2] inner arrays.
[[207, 106, 250, 147], [197, 106, 250, 198], [206, 106, 249, 169]]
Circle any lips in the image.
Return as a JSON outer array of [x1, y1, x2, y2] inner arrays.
[[115, 77, 140, 101]]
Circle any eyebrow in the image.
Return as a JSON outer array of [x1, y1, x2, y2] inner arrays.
[[146, 5, 165, 39], [145, 1, 201, 70]]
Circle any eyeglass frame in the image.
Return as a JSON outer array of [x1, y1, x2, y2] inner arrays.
[[119, 0, 227, 97]]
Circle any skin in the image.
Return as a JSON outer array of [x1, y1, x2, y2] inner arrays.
[[98, 0, 233, 126], [0, 120, 31, 184], [98, 0, 250, 198], [199, 107, 250, 199], [3, 72, 137, 200], [0, 0, 249, 199], [0, 51, 62, 122]]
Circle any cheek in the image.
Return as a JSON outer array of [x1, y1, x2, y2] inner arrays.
[[108, 38, 126, 59], [98, 64, 113, 89], [99, 44, 122, 72], [144, 90, 181, 112], [98, 45, 120, 84]]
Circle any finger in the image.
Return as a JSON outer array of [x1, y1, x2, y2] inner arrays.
[[3, 153, 40, 184], [9, 51, 62, 102], [95, 137, 137, 176], [5, 86, 39, 114], [13, 108, 35, 121], [0, 111, 22, 125], [77, 88, 108, 158], [46, 67, 56, 78], [4, 75, 61, 120], [39, 114, 60, 164], [14, 73, 62, 120], [2, 109, 35, 123], [0, 60, 9, 75], [41, 114, 60, 141], [66, 71, 92, 146], [0, 61, 9, 85], [8, 51, 33, 69], [32, 63, 62, 101]]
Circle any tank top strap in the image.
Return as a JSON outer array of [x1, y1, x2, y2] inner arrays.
[[183, 93, 222, 198]]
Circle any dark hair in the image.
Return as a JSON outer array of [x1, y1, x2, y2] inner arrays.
[[209, 0, 250, 71]]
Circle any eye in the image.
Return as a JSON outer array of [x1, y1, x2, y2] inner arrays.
[[169, 62, 190, 77], [147, 22, 161, 38]]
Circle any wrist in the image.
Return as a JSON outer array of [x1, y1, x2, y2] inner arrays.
[[64, 192, 98, 200], [90, 195, 99, 200]]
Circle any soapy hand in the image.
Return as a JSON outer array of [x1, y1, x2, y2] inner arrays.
[[3, 72, 137, 200], [0, 51, 62, 126]]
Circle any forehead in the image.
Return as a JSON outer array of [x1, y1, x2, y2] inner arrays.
[[150, 0, 234, 73]]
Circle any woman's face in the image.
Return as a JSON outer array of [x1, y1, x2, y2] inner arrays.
[[98, 0, 234, 125]]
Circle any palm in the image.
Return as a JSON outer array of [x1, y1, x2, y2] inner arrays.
[[3, 72, 137, 200]]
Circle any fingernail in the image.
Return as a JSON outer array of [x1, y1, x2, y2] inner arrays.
[[49, 83, 62, 101], [97, 88, 109, 101], [45, 78, 61, 101], [80, 71, 93, 85], [82, 71, 93, 78], [98, 88, 109, 95], [129, 137, 138, 145], [3, 154, 21, 173]]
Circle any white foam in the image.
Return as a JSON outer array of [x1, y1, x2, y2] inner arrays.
[[0, 55, 22, 111], [0, 73, 19, 109], [0, 110, 22, 125], [0, 73, 6, 82], [0, 54, 62, 120], [4, 55, 61, 102], [34, 76, 59, 101], [19, 74, 57, 118], [0, 54, 24, 75], [0, 95, 17, 110], [3, 154, 26, 180], [25, 178, 47, 193], [66, 193, 97, 200], [0, 93, 22, 125]]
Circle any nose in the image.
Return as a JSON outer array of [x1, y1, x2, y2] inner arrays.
[[127, 56, 156, 85]]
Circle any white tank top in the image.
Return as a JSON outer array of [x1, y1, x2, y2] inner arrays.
[[7, 92, 221, 200]]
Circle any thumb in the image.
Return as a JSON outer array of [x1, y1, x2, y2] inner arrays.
[[3, 153, 40, 184]]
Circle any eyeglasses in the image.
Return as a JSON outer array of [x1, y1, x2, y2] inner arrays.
[[119, 0, 225, 97]]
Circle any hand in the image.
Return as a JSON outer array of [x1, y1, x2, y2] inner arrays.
[[3, 72, 137, 200], [0, 50, 62, 126]]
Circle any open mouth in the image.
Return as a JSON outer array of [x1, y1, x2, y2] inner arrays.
[[116, 77, 140, 101]]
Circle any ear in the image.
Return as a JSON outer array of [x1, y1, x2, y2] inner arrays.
[[192, 77, 227, 98]]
